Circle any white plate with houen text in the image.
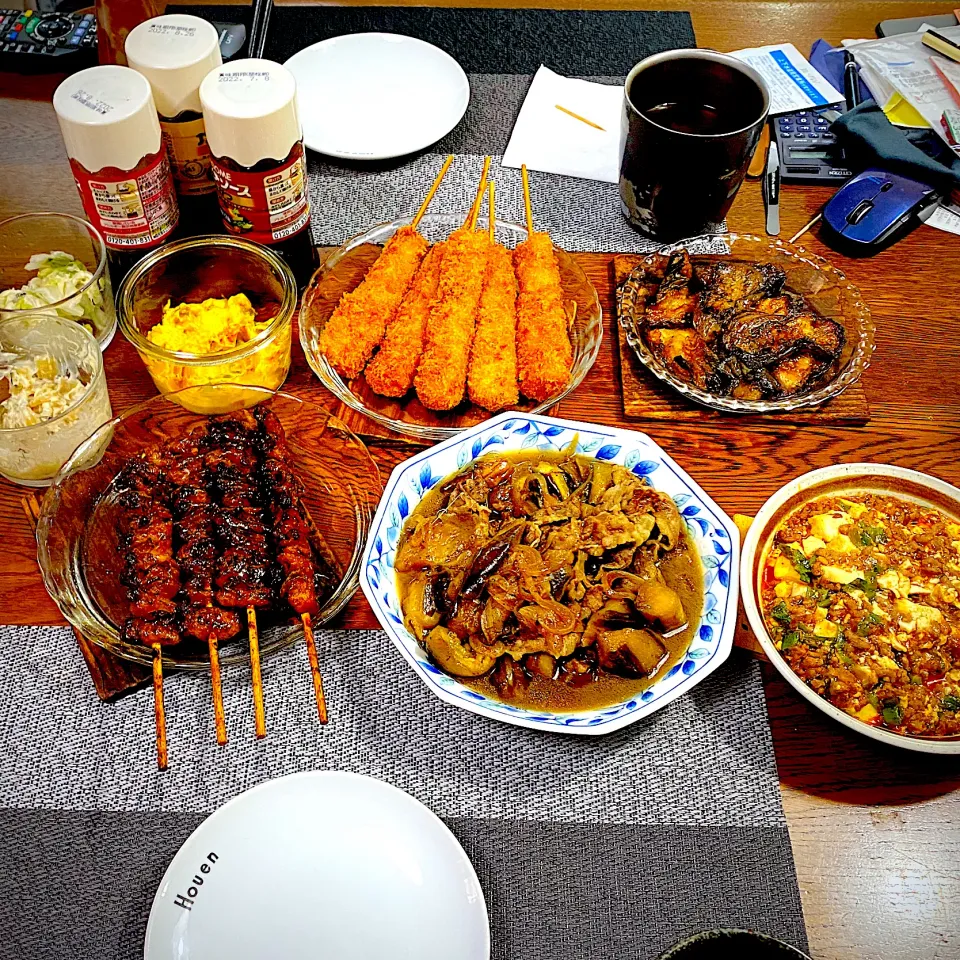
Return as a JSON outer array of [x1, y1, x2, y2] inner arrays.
[[144, 772, 490, 960], [285, 33, 470, 159]]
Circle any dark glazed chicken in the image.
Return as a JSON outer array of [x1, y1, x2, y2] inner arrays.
[[620, 255, 845, 401], [395, 447, 703, 705]]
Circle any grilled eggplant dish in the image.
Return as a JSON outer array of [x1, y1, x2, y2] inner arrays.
[[395, 447, 703, 711], [621, 250, 846, 401]]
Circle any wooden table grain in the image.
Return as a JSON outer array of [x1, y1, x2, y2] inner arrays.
[[2, 4, 960, 959]]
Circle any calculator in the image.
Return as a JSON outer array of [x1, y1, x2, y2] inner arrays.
[[0, 8, 97, 72], [772, 109, 853, 185]]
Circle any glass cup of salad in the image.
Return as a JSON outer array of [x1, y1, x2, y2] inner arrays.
[[0, 212, 117, 348], [0, 312, 113, 486]]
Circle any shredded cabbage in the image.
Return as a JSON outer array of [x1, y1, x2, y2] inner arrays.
[[0, 250, 108, 337]]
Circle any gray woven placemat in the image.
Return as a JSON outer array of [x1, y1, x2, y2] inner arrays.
[[0, 625, 807, 959]]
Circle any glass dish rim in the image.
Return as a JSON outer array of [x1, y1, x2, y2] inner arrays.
[[116, 235, 298, 366], [36, 383, 380, 671], [0, 311, 105, 436], [0, 211, 115, 347], [617, 232, 876, 413], [299, 212, 604, 442]]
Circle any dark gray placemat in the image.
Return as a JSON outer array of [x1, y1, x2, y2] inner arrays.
[[0, 625, 807, 959]]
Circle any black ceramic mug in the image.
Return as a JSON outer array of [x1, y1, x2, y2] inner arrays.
[[619, 50, 770, 242]]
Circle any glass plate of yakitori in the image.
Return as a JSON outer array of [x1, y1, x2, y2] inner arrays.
[[37, 384, 379, 671], [362, 413, 740, 734], [617, 233, 875, 412], [742, 464, 960, 754], [299, 213, 603, 442]]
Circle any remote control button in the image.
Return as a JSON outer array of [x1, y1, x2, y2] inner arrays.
[[82, 13, 95, 22], [5, 30, 15, 40], [67, 34, 80, 46], [35, 14, 72, 40], [780, 133, 791, 138]]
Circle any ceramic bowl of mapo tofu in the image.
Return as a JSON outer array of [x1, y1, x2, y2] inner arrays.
[[742, 464, 960, 752]]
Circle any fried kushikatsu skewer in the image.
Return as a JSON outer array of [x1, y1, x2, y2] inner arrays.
[[364, 243, 445, 397], [468, 180, 520, 412], [514, 164, 573, 403], [414, 159, 493, 411], [318, 156, 453, 379], [255, 407, 329, 722]]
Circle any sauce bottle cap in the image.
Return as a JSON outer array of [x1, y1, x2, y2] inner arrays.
[[125, 14, 222, 118], [200, 59, 302, 169], [53, 65, 162, 174]]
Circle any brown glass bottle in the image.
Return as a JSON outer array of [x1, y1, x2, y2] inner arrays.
[[209, 142, 318, 288], [159, 107, 223, 237]]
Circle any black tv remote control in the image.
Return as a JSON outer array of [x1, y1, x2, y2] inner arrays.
[[0, 8, 97, 73], [0, 11, 246, 74]]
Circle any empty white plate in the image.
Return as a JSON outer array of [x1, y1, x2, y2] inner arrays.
[[144, 771, 490, 960], [285, 33, 470, 159]]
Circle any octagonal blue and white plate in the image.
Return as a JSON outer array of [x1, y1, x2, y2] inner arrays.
[[360, 412, 740, 734]]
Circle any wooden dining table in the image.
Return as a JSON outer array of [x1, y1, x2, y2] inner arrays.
[[2, 2, 959, 958]]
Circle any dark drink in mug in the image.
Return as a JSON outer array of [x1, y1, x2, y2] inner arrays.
[[619, 50, 769, 242]]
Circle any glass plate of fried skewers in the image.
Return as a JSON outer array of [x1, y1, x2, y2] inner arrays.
[[36, 384, 379, 767], [300, 158, 603, 442]]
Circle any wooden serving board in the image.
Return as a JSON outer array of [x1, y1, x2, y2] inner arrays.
[[612, 256, 871, 425]]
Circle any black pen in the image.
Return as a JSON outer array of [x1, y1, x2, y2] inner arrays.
[[843, 51, 862, 111]]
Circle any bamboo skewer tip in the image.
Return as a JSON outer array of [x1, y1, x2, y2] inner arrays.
[[488, 180, 496, 243], [464, 156, 492, 230], [302, 612, 328, 725], [152, 643, 168, 771], [247, 606, 266, 740], [208, 636, 227, 746], [411, 154, 454, 229], [521, 164, 534, 235]]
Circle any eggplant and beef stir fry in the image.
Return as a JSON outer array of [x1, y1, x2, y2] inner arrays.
[[620, 250, 846, 401], [395, 448, 701, 702]]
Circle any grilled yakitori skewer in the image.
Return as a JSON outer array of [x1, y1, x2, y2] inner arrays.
[[414, 157, 493, 411], [161, 427, 244, 744], [114, 455, 183, 770], [467, 179, 520, 412], [514, 164, 573, 402], [254, 406, 329, 723], [204, 411, 276, 740], [318, 155, 453, 379]]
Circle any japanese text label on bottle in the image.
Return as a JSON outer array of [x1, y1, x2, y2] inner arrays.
[[211, 143, 311, 244], [70, 150, 179, 249], [161, 115, 215, 196]]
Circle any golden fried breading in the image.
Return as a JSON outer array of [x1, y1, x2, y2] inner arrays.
[[467, 243, 519, 412], [318, 226, 429, 379], [514, 231, 572, 403], [415, 230, 490, 411], [365, 244, 444, 397]]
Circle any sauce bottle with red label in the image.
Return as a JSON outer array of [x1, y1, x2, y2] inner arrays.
[[200, 59, 318, 287], [53, 64, 180, 286], [125, 13, 223, 236]]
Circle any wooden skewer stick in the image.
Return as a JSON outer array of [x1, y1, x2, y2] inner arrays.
[[464, 155, 492, 230], [411, 154, 454, 229], [554, 103, 606, 131], [302, 612, 328, 724], [246, 606, 266, 739], [208, 636, 227, 745], [488, 180, 496, 242], [152, 643, 168, 770], [521, 163, 534, 235]]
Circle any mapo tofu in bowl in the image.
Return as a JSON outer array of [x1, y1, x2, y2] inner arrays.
[[742, 464, 960, 752], [362, 413, 741, 734]]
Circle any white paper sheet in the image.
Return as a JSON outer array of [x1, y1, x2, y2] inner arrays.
[[729, 43, 843, 115], [501, 65, 623, 184]]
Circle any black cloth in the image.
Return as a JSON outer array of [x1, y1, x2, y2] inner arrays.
[[833, 99, 960, 192], [180, 4, 696, 75]]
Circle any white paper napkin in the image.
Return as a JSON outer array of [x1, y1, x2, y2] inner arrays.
[[501, 65, 624, 184]]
